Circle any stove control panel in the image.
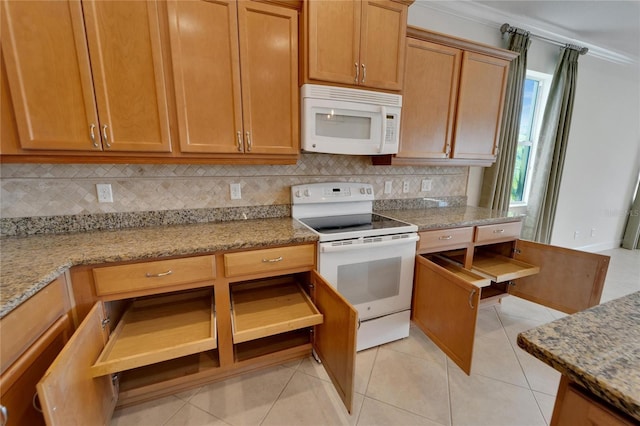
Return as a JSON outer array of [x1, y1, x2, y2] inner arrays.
[[291, 182, 374, 204]]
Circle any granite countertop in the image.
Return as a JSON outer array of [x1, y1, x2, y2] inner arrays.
[[378, 205, 522, 231], [517, 292, 640, 421], [0, 217, 317, 319], [0, 205, 519, 320]]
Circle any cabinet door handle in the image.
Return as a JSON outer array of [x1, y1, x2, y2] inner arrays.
[[468, 289, 476, 309], [0, 404, 7, 426], [361, 63, 366, 83], [439, 235, 453, 240], [90, 123, 99, 148], [246, 131, 252, 152], [493, 229, 505, 234], [102, 124, 110, 148], [145, 270, 173, 278], [237, 131, 244, 152], [262, 256, 283, 263], [354, 62, 359, 83]]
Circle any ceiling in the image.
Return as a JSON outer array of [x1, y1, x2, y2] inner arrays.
[[420, 1, 640, 64]]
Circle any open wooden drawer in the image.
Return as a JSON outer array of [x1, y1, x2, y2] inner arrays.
[[230, 277, 323, 344], [442, 248, 540, 283], [91, 289, 217, 377]]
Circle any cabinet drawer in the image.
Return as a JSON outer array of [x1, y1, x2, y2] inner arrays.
[[93, 255, 216, 297], [474, 221, 522, 244], [0, 276, 68, 374], [91, 289, 217, 377], [230, 279, 323, 344], [418, 227, 474, 252], [224, 244, 315, 278]]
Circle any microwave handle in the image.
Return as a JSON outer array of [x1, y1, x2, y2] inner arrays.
[[379, 106, 387, 153]]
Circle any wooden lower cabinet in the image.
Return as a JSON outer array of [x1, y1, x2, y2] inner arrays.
[[551, 376, 637, 426], [412, 224, 610, 375], [36, 245, 358, 424]]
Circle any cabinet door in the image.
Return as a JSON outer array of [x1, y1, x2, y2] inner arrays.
[[452, 52, 509, 161], [398, 38, 461, 159], [306, 0, 361, 85], [238, 1, 299, 155], [37, 303, 116, 426], [412, 255, 480, 375], [1, 0, 100, 151], [311, 271, 357, 414], [167, 0, 243, 154], [359, 0, 407, 91], [511, 240, 610, 314], [83, 0, 171, 152]]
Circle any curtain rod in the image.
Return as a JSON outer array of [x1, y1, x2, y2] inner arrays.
[[500, 23, 589, 55]]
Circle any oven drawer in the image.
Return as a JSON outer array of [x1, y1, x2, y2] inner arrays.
[[474, 221, 522, 244], [418, 227, 474, 252], [93, 255, 216, 297], [224, 244, 315, 278]]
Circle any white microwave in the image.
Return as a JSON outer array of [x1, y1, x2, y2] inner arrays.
[[301, 84, 402, 155]]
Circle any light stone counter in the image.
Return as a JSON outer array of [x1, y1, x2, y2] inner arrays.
[[378, 205, 522, 231], [518, 292, 640, 421], [0, 218, 317, 319]]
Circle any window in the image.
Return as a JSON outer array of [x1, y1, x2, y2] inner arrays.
[[510, 70, 552, 206]]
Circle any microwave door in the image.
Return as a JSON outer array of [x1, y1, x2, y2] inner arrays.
[[303, 98, 383, 155]]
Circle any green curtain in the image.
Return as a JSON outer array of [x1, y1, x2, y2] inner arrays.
[[522, 47, 581, 243], [621, 173, 640, 249], [479, 32, 531, 212]]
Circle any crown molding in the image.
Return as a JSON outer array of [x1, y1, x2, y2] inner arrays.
[[411, 0, 637, 65]]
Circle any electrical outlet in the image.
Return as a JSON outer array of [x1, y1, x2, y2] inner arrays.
[[574, 231, 580, 240], [384, 181, 393, 194], [421, 179, 432, 192], [230, 183, 242, 200], [96, 184, 113, 203], [402, 181, 410, 193]]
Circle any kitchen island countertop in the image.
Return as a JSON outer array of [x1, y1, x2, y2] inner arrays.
[[517, 291, 640, 421]]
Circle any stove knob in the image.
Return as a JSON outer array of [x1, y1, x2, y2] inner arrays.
[[366, 188, 372, 194], [295, 190, 301, 198], [360, 187, 366, 194], [304, 189, 310, 197]]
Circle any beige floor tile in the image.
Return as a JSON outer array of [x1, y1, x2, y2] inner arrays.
[[494, 296, 556, 323], [533, 390, 556, 425], [356, 397, 444, 426], [448, 367, 546, 426], [110, 395, 186, 426], [188, 366, 294, 426], [365, 347, 450, 425], [382, 324, 448, 364], [261, 370, 363, 426], [475, 307, 504, 336], [165, 403, 229, 426], [353, 347, 379, 395]]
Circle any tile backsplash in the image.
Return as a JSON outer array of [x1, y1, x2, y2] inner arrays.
[[0, 153, 468, 218]]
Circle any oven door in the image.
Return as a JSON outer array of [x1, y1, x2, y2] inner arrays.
[[317, 234, 418, 321]]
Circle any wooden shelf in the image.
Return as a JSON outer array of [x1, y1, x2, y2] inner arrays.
[[429, 255, 491, 287], [234, 329, 312, 362], [91, 290, 217, 377], [470, 252, 540, 282], [230, 281, 323, 344]]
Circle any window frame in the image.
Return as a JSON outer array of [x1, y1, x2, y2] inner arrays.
[[510, 70, 552, 208]]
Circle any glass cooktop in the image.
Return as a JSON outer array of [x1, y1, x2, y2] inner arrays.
[[298, 213, 413, 235]]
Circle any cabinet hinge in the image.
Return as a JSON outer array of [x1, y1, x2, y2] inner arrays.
[[507, 280, 516, 287], [512, 248, 521, 255], [101, 317, 111, 329]]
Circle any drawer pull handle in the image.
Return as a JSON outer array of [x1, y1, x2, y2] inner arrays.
[[439, 235, 453, 240], [468, 289, 476, 309], [145, 270, 173, 278], [493, 229, 505, 233], [262, 256, 283, 263]]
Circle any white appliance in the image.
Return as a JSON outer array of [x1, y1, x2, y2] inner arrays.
[[291, 182, 418, 351], [301, 84, 402, 156]]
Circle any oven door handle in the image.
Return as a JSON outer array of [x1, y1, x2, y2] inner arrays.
[[320, 234, 419, 253]]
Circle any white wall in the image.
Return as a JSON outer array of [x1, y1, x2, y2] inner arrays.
[[409, 1, 640, 251]]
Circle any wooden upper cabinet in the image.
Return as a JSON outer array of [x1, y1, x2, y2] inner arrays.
[[2, 0, 171, 153], [1, 0, 99, 151], [305, 0, 408, 91], [82, 0, 171, 152], [452, 52, 509, 161], [398, 38, 461, 159], [168, 0, 298, 155]]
